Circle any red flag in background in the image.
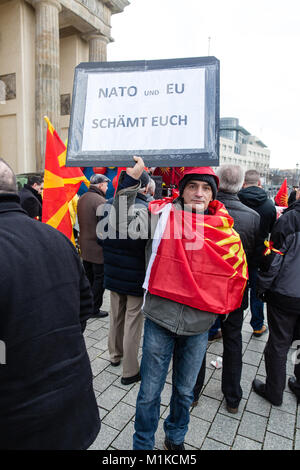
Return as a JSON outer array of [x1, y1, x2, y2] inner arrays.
[[274, 178, 288, 207], [113, 167, 126, 195], [153, 167, 185, 187], [42, 116, 89, 244]]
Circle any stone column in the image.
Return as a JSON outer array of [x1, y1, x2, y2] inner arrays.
[[33, 0, 61, 172], [86, 33, 110, 62]]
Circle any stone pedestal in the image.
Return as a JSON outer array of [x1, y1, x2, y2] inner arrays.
[[33, 0, 61, 172]]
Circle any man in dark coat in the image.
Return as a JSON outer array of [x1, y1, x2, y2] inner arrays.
[[77, 173, 110, 318], [97, 170, 150, 386], [193, 164, 260, 413], [0, 158, 100, 450], [19, 174, 43, 220], [288, 185, 298, 206], [252, 187, 300, 406], [238, 169, 277, 336]]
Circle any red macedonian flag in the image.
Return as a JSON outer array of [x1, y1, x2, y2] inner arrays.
[[143, 198, 248, 315], [153, 167, 185, 186], [274, 178, 288, 207], [42, 116, 90, 244]]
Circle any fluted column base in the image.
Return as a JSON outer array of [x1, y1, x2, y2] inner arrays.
[[86, 33, 110, 62]]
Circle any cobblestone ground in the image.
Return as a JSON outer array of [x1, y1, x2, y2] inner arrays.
[[86, 291, 300, 450]]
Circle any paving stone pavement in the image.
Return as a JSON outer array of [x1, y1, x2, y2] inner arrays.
[[85, 291, 300, 451]]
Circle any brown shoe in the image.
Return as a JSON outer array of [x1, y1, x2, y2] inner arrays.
[[226, 404, 239, 414], [253, 325, 268, 337]]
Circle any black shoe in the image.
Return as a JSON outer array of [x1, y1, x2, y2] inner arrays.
[[121, 373, 141, 386], [110, 360, 121, 367], [288, 377, 300, 403], [91, 310, 109, 318], [252, 379, 282, 406], [164, 438, 185, 451], [226, 403, 239, 414], [208, 330, 222, 342]]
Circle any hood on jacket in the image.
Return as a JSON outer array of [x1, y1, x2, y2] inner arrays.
[[238, 186, 268, 208], [283, 198, 300, 214]]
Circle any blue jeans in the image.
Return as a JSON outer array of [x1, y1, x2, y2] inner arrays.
[[133, 318, 208, 450], [249, 267, 264, 331]]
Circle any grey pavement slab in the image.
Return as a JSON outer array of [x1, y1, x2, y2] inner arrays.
[[238, 410, 267, 443], [267, 408, 296, 440], [263, 431, 293, 450], [190, 395, 221, 422], [207, 413, 239, 446], [201, 438, 230, 450], [86, 292, 299, 450], [232, 435, 262, 450], [295, 429, 300, 450]]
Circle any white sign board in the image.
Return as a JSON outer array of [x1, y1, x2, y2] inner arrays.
[[82, 68, 205, 152], [66, 57, 219, 167]]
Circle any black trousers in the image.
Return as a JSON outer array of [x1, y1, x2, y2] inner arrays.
[[83, 261, 105, 314], [265, 303, 300, 403], [194, 307, 244, 408]]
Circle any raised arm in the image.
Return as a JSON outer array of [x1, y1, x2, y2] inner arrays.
[[126, 156, 145, 180], [111, 156, 152, 240]]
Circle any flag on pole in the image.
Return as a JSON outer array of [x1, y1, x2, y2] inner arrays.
[[274, 178, 288, 207], [42, 116, 90, 244]]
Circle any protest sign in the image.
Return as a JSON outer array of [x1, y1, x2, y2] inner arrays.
[[66, 57, 219, 167]]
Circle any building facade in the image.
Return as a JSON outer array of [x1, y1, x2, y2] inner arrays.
[[219, 117, 270, 183], [0, 0, 129, 173]]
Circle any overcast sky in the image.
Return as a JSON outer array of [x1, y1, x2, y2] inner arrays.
[[108, 0, 300, 169]]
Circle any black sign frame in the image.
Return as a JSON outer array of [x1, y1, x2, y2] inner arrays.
[[66, 56, 220, 167]]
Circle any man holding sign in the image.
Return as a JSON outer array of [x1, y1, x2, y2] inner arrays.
[[109, 156, 248, 450]]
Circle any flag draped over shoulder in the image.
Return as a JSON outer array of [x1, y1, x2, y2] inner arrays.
[[143, 198, 248, 315], [274, 178, 288, 207], [42, 116, 90, 244]]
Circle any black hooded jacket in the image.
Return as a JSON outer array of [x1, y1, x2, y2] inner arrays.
[[238, 186, 277, 265], [257, 200, 300, 314], [19, 184, 42, 220], [217, 191, 260, 268], [98, 190, 149, 297], [0, 193, 100, 449]]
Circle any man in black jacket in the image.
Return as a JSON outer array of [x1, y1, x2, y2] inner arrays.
[[288, 185, 298, 206], [193, 164, 260, 413], [238, 169, 277, 336], [0, 158, 100, 450], [77, 173, 110, 319], [19, 174, 43, 220], [98, 170, 150, 386], [252, 188, 300, 406]]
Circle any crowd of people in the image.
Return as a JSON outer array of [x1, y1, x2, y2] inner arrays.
[[0, 156, 299, 450]]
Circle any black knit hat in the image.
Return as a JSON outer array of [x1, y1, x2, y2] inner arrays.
[[179, 174, 218, 200]]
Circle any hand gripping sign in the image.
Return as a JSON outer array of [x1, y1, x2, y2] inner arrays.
[[66, 56, 220, 168]]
